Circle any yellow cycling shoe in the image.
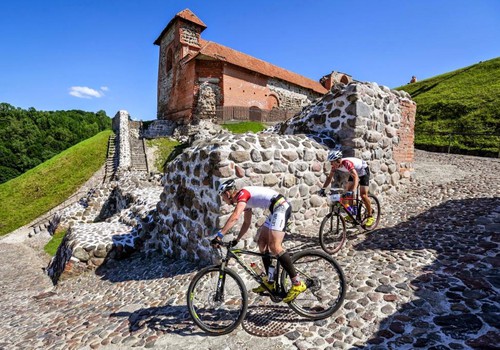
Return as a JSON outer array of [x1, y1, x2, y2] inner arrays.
[[252, 280, 275, 293], [283, 281, 307, 303], [365, 216, 375, 227]]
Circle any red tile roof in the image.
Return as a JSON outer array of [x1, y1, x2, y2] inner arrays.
[[154, 9, 206, 46], [194, 39, 328, 94]]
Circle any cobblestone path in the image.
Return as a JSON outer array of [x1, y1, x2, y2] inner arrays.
[[0, 150, 498, 350]]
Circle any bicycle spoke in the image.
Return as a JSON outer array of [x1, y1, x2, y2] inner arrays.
[[187, 267, 247, 335], [359, 194, 381, 231], [319, 213, 346, 254], [286, 250, 345, 320]]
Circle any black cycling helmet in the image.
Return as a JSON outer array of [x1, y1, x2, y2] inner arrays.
[[217, 179, 236, 195], [327, 149, 343, 162]]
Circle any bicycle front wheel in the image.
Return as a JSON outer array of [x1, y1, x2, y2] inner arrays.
[[282, 250, 346, 320], [186, 266, 248, 335], [359, 194, 381, 231], [319, 212, 346, 254]]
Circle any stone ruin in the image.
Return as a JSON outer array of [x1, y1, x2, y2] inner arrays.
[[145, 81, 416, 262], [46, 81, 416, 282]]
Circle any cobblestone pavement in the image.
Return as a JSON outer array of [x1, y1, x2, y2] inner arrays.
[[0, 150, 499, 350]]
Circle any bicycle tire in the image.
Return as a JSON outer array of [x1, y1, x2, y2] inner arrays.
[[281, 249, 346, 320], [186, 266, 248, 335], [319, 212, 346, 254], [358, 194, 381, 231]]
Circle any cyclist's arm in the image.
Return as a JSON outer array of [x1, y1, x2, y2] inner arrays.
[[220, 201, 247, 236], [235, 208, 252, 241], [322, 169, 335, 189]]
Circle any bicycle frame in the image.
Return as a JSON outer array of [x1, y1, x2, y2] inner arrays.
[[215, 244, 286, 303], [329, 187, 363, 225]]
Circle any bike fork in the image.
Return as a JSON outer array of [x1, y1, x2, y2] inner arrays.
[[215, 267, 227, 302]]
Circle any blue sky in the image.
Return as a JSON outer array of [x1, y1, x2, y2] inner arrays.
[[1, 1, 498, 121]]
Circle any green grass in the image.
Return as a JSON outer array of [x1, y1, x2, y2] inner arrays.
[[396, 57, 500, 156], [44, 229, 66, 256], [222, 121, 266, 133], [0, 130, 112, 236], [145, 138, 182, 172]]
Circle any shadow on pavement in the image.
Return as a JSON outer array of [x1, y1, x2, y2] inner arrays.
[[110, 304, 201, 336], [95, 250, 199, 282], [351, 197, 499, 349]]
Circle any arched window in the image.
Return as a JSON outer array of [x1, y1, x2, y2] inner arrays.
[[340, 75, 349, 84], [267, 94, 279, 109], [166, 48, 173, 73]]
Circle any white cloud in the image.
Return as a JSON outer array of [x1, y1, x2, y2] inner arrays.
[[100, 86, 109, 91], [69, 86, 106, 99]]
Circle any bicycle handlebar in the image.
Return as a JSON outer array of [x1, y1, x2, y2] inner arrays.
[[328, 187, 346, 194]]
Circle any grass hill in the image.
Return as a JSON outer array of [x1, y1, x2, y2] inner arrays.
[[0, 130, 112, 236], [0, 104, 112, 184], [396, 57, 500, 156]]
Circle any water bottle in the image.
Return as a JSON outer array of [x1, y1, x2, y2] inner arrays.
[[351, 206, 358, 215], [268, 263, 276, 283], [347, 205, 357, 216], [250, 263, 266, 277]]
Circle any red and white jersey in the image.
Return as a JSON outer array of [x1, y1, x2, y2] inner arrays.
[[337, 157, 368, 176], [235, 186, 279, 209]]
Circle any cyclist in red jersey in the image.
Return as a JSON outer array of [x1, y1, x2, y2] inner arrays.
[[319, 150, 375, 227], [211, 179, 307, 302]]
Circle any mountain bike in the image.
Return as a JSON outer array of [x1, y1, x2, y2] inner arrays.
[[319, 187, 381, 254], [186, 241, 346, 335]]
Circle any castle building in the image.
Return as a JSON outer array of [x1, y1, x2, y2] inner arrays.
[[154, 9, 351, 124]]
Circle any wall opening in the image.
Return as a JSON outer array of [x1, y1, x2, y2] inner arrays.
[[166, 48, 173, 72]]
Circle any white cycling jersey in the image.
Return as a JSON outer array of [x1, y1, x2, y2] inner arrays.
[[337, 157, 368, 176], [235, 186, 290, 231], [235, 186, 279, 209]]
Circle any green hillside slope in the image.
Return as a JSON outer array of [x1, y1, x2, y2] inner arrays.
[[0, 130, 112, 236], [0, 103, 112, 184], [396, 57, 500, 156]]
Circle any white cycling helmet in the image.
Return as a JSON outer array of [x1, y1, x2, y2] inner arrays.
[[327, 149, 343, 162], [217, 179, 236, 195]]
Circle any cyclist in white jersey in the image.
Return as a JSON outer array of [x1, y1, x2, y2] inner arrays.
[[319, 150, 374, 227], [212, 180, 307, 303]]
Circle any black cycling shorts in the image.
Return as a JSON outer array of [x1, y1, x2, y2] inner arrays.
[[348, 167, 370, 187]]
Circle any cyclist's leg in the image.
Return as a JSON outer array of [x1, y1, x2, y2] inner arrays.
[[269, 204, 306, 302], [346, 177, 355, 207], [257, 226, 273, 275], [359, 172, 372, 217], [360, 186, 372, 216], [252, 226, 275, 293], [267, 204, 294, 277]]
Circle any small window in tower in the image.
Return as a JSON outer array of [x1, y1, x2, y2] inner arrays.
[[166, 48, 173, 72]]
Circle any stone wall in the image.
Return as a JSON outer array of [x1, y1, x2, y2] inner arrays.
[[194, 81, 222, 120], [393, 99, 416, 178], [180, 24, 200, 46], [158, 30, 175, 114], [273, 82, 416, 195], [268, 78, 320, 110], [142, 120, 178, 139], [113, 110, 132, 171]]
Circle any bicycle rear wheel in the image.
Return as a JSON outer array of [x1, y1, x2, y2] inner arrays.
[[186, 266, 248, 335], [282, 250, 346, 320], [319, 212, 346, 254], [358, 194, 381, 231]]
